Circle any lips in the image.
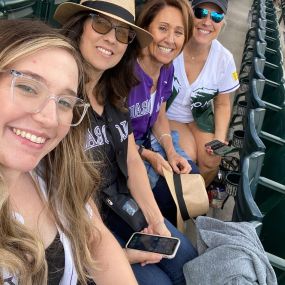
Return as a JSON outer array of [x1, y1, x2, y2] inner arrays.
[[12, 128, 46, 144]]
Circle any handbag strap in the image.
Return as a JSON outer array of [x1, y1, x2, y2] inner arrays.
[[173, 173, 190, 221]]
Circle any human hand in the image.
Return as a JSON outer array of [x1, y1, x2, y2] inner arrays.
[[205, 139, 228, 156], [167, 152, 191, 174], [148, 151, 172, 176], [125, 248, 163, 266], [143, 221, 171, 237]]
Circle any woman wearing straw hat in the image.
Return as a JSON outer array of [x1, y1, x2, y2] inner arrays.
[[54, 0, 197, 284], [166, 0, 240, 186]]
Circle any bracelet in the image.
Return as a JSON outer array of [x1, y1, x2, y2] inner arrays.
[[158, 133, 172, 143]]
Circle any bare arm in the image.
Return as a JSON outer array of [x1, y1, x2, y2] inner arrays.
[[213, 93, 232, 142], [152, 102, 191, 174], [88, 201, 138, 285], [127, 134, 169, 236]]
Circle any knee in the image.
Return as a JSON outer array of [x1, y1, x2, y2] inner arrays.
[[198, 155, 221, 172]]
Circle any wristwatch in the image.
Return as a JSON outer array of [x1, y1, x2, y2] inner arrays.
[[138, 145, 145, 156]]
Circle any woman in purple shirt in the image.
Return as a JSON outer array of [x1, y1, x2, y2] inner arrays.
[[128, 0, 199, 225]]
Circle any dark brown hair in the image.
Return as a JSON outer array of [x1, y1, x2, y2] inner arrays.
[[136, 0, 194, 54], [61, 12, 138, 111]]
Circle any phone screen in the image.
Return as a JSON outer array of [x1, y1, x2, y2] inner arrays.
[[126, 233, 180, 256]]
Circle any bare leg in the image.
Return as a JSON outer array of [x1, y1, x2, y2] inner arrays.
[[188, 122, 221, 186], [169, 120, 197, 162]]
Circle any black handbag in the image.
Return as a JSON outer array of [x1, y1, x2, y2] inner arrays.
[[102, 183, 147, 232]]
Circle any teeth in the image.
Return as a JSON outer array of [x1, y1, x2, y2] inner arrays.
[[199, 29, 210, 34], [13, 128, 46, 144], [97, 47, 112, 56], [159, 46, 172, 53]]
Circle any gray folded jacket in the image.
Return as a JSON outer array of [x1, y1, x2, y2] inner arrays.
[[183, 216, 277, 285]]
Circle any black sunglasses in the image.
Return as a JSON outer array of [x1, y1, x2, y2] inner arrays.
[[193, 7, 224, 23], [90, 13, 136, 44]]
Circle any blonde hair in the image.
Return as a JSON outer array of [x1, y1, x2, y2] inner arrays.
[[0, 19, 100, 284]]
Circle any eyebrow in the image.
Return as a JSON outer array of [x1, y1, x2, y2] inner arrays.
[[18, 70, 77, 97], [159, 22, 184, 30]]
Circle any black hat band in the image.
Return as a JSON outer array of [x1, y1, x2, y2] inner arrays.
[[82, 1, 135, 24]]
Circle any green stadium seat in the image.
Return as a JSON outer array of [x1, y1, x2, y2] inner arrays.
[[0, 0, 41, 19]]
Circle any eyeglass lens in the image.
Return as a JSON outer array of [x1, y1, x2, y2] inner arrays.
[[10, 70, 87, 126], [91, 14, 136, 44], [194, 7, 224, 23]]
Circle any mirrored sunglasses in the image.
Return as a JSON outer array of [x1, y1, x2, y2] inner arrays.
[[193, 7, 224, 23], [90, 13, 136, 44]]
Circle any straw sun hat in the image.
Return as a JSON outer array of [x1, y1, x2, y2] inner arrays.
[[54, 0, 153, 47]]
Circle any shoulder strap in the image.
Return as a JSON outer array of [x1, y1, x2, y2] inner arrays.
[[173, 173, 190, 221]]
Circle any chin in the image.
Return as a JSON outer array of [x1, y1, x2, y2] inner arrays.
[[6, 156, 43, 173]]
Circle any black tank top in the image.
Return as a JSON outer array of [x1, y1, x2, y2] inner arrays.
[[45, 233, 97, 285], [45, 232, 65, 285]]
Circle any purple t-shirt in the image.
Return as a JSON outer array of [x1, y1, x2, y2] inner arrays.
[[128, 62, 174, 140]]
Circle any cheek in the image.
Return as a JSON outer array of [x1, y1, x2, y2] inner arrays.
[[174, 37, 185, 55], [58, 126, 70, 141], [79, 36, 91, 60], [118, 44, 128, 58], [50, 126, 70, 151]]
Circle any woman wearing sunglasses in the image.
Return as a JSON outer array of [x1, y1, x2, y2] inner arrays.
[[0, 19, 137, 285], [54, 0, 197, 284], [167, 0, 240, 186]]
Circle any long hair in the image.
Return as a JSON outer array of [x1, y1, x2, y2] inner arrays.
[[135, 0, 194, 58], [0, 19, 100, 285], [61, 12, 139, 111]]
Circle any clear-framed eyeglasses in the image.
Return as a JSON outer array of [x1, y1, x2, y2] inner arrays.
[[0, 69, 90, 126]]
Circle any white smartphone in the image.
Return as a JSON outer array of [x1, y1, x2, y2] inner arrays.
[[125, 232, 180, 259]]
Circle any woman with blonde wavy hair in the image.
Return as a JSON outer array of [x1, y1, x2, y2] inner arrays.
[[0, 19, 137, 285]]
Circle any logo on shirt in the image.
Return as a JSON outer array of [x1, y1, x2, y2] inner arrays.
[[129, 99, 151, 119], [85, 120, 128, 150], [232, 71, 238, 81], [191, 87, 219, 110], [129, 97, 164, 119]]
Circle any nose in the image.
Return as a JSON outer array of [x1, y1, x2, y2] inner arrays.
[[104, 27, 117, 44], [32, 98, 59, 128], [166, 31, 175, 44], [202, 14, 212, 25]]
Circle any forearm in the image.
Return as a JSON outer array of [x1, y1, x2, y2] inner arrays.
[[127, 156, 164, 225], [214, 94, 231, 141], [128, 134, 164, 224], [89, 203, 138, 285], [152, 103, 176, 158]]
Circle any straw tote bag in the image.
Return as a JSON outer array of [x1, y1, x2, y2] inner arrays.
[[163, 168, 209, 232]]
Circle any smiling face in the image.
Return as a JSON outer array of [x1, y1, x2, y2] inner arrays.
[[79, 14, 129, 74], [144, 6, 185, 65], [0, 47, 79, 172], [192, 2, 224, 45]]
